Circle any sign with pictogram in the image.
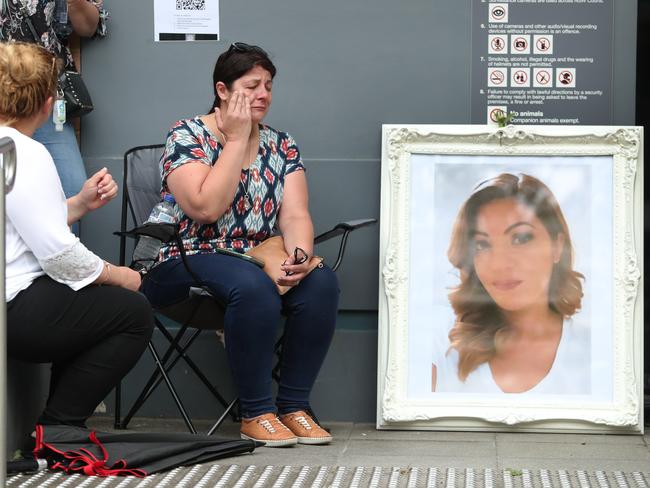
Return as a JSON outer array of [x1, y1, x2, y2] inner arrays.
[[557, 68, 576, 88], [489, 4, 508, 23], [533, 68, 552, 88], [487, 106, 508, 125], [471, 0, 614, 125], [511, 35, 530, 54], [511, 68, 530, 87], [533, 35, 553, 54], [488, 35, 508, 54], [488, 68, 507, 87]]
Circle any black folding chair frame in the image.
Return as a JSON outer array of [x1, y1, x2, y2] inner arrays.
[[113, 144, 376, 435]]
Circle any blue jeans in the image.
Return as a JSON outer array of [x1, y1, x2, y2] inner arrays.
[[142, 253, 339, 418], [33, 119, 87, 235]]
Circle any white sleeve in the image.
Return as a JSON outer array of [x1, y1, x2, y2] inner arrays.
[[5, 140, 104, 289]]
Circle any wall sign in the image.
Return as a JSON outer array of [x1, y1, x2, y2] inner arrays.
[[154, 0, 220, 42], [471, 0, 613, 125]]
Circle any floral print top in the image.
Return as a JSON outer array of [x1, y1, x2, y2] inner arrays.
[[0, 0, 108, 70], [158, 117, 305, 262]]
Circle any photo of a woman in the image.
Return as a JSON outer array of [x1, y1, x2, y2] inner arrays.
[[431, 173, 590, 394]]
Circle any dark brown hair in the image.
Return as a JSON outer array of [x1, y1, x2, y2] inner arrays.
[[446, 173, 584, 380], [208, 42, 276, 113]]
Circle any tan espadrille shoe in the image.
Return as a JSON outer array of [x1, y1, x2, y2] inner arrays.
[[240, 413, 298, 447], [279, 410, 333, 445]]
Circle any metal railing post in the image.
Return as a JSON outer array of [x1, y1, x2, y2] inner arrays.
[[1, 136, 17, 486]]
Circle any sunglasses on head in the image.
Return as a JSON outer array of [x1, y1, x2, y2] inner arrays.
[[228, 42, 266, 55]]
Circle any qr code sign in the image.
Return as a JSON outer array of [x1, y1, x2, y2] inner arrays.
[[176, 0, 205, 10]]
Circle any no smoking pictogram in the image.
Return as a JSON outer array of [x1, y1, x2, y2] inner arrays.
[[490, 70, 505, 85]]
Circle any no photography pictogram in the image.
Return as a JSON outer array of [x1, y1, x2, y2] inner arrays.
[[513, 37, 528, 51], [489, 108, 506, 123], [513, 70, 528, 84], [559, 70, 573, 85], [491, 37, 505, 52], [490, 5, 506, 21], [489, 70, 505, 85], [536, 70, 551, 85], [536, 37, 551, 52]]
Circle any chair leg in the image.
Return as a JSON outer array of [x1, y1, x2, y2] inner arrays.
[[118, 320, 192, 429], [147, 325, 238, 422], [114, 381, 122, 429], [146, 341, 197, 434], [126, 327, 202, 419], [120, 322, 238, 430], [207, 397, 240, 436]]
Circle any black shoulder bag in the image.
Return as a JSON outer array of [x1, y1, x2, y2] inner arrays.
[[22, 5, 94, 118]]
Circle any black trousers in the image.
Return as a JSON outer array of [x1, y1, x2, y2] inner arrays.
[[7, 276, 154, 427]]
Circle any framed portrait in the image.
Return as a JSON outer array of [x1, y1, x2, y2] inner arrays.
[[377, 125, 644, 433]]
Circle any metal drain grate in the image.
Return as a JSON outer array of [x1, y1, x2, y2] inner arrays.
[[6, 466, 650, 487]]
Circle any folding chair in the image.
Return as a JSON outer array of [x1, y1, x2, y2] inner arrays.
[[113, 144, 375, 435]]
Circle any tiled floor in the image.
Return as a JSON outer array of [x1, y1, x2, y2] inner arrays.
[[5, 416, 650, 487], [87, 416, 650, 472]]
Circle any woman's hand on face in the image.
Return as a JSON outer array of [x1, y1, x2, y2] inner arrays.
[[214, 90, 252, 143], [78, 167, 118, 212], [277, 254, 311, 287]]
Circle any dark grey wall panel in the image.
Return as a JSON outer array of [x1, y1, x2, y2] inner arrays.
[[80, 0, 472, 159], [612, 0, 637, 124], [78, 1, 637, 307], [106, 328, 378, 423]]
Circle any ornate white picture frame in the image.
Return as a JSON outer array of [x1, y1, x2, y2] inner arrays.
[[377, 125, 644, 433]]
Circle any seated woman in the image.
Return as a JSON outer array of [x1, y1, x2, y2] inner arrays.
[[432, 173, 589, 394], [1, 42, 154, 428], [142, 42, 338, 447]]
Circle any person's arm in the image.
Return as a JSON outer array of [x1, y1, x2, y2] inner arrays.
[[166, 92, 251, 224], [6, 142, 139, 292], [67, 0, 100, 37], [67, 167, 118, 224], [276, 170, 314, 287], [94, 261, 142, 291]]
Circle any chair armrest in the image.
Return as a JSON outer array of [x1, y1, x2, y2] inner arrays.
[[314, 218, 377, 244], [314, 218, 377, 272], [113, 222, 179, 243]]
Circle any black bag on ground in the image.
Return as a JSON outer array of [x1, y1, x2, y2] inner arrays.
[[32, 424, 257, 476]]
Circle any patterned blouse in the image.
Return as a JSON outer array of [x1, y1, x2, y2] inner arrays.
[[158, 117, 305, 262], [0, 0, 108, 70]]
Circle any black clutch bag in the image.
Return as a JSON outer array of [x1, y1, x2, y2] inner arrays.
[[59, 70, 94, 118]]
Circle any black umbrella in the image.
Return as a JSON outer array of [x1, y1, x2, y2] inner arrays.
[[30, 424, 258, 476]]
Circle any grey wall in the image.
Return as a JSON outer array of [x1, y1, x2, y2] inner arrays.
[[21, 0, 631, 432], [5, 0, 639, 457], [78, 0, 637, 311]]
